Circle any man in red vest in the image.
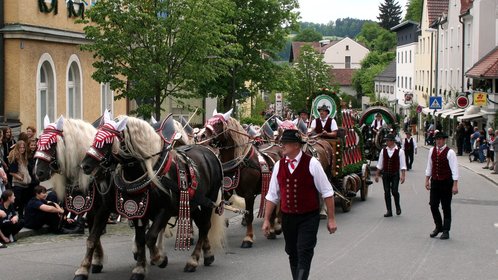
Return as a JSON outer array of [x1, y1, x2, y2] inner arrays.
[[375, 134, 406, 217], [262, 129, 337, 280], [310, 104, 338, 138], [402, 130, 417, 170], [425, 131, 459, 240]]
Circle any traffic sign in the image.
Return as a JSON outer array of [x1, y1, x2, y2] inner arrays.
[[429, 96, 442, 109], [473, 92, 487, 106], [456, 95, 469, 109]]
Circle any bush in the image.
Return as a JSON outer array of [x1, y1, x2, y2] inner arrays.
[[241, 116, 265, 126]]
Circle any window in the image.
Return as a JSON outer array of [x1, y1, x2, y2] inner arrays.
[[66, 56, 82, 119], [37, 54, 56, 133], [398, 52, 400, 63], [405, 77, 407, 89], [397, 76, 400, 87], [101, 83, 114, 115], [390, 86, 394, 94], [345, 45, 349, 51], [409, 77, 412, 89], [401, 77, 404, 88], [404, 51, 407, 63], [345, 56, 351, 69], [409, 50, 412, 63]]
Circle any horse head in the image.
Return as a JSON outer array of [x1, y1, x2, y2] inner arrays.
[[34, 115, 64, 181], [81, 113, 128, 176], [199, 108, 233, 147]]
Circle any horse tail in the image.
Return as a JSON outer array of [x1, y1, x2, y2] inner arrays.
[[208, 189, 226, 251]]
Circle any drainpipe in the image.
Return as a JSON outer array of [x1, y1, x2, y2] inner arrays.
[[434, 24, 440, 98], [459, 13, 466, 92], [429, 31, 434, 97], [0, 0, 4, 118]]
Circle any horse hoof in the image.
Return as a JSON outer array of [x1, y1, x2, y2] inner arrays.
[[91, 264, 103, 273], [241, 217, 247, 227], [266, 232, 276, 240], [184, 265, 197, 272], [130, 273, 145, 280], [204, 255, 215, 266], [73, 275, 88, 280], [274, 229, 282, 235], [240, 240, 253, 248], [158, 257, 168, 268], [133, 252, 138, 261]]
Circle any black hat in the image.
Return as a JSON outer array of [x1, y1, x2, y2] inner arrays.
[[434, 131, 448, 139], [405, 130, 412, 135], [375, 112, 382, 117], [318, 104, 330, 114], [280, 129, 305, 144], [297, 109, 309, 115], [384, 134, 396, 141]]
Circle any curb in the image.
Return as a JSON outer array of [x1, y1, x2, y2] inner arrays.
[[15, 226, 50, 240]]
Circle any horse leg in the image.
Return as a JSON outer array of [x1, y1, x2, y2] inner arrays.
[[147, 210, 169, 269], [130, 219, 147, 280], [184, 208, 207, 272], [74, 209, 110, 280], [241, 196, 255, 248]]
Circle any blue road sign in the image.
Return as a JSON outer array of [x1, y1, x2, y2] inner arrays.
[[429, 96, 442, 109]]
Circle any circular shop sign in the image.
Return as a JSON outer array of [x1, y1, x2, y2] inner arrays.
[[311, 94, 337, 119], [456, 96, 469, 109]]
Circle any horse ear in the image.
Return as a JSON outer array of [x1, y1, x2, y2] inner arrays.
[[150, 116, 157, 124], [213, 109, 218, 116], [103, 109, 112, 123], [43, 115, 51, 129], [223, 108, 233, 121], [276, 118, 283, 126], [55, 115, 64, 131], [115, 117, 128, 132]]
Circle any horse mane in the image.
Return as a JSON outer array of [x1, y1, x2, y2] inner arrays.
[[52, 118, 96, 198], [173, 119, 192, 145], [225, 117, 250, 158], [119, 116, 166, 193]]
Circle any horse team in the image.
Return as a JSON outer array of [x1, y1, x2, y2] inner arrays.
[[33, 109, 291, 280]]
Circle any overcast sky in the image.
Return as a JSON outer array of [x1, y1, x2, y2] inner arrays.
[[297, 0, 409, 24]]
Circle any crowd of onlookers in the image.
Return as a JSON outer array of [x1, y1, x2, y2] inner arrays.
[[0, 127, 84, 249], [424, 120, 498, 174]]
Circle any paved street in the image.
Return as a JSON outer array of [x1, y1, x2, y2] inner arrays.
[[1, 145, 497, 280]]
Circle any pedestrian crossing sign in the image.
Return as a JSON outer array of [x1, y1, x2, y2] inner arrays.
[[429, 96, 442, 109]]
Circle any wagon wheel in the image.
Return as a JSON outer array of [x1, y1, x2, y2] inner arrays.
[[341, 176, 353, 212], [360, 163, 370, 201]]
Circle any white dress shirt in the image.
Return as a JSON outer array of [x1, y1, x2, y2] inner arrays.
[[425, 145, 459, 180], [265, 151, 334, 204], [310, 117, 338, 131], [376, 146, 407, 171], [371, 118, 384, 130], [402, 137, 417, 150]]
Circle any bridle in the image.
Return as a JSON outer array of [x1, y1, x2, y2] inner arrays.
[[34, 128, 63, 174]]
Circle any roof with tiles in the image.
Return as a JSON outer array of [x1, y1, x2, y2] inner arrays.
[[427, 0, 449, 25], [460, 0, 474, 15], [374, 60, 397, 82], [329, 68, 357, 86], [289, 41, 322, 62], [466, 47, 498, 79]]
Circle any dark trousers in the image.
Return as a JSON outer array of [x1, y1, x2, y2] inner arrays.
[[429, 179, 453, 231], [0, 219, 25, 237], [382, 173, 400, 213], [456, 137, 464, 155], [405, 150, 414, 170], [13, 185, 32, 219], [282, 211, 320, 280]]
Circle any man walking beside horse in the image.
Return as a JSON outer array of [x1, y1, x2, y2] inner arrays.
[[262, 129, 337, 280]]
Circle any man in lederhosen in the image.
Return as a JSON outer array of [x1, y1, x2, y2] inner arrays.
[[310, 104, 338, 138], [371, 112, 385, 133], [402, 130, 417, 170], [262, 129, 337, 280], [375, 134, 406, 217], [425, 131, 459, 240]]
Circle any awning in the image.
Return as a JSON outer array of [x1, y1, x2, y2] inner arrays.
[[449, 110, 466, 119], [456, 112, 486, 121], [422, 107, 434, 115], [434, 108, 454, 117], [441, 108, 465, 119]]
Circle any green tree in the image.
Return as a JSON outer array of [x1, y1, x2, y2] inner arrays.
[[286, 45, 330, 111], [198, 0, 299, 112], [377, 0, 402, 30], [80, 0, 235, 119], [293, 28, 323, 42], [352, 51, 395, 97], [356, 22, 396, 52], [404, 0, 423, 22]]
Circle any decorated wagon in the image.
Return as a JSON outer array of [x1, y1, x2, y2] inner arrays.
[[358, 105, 398, 161]]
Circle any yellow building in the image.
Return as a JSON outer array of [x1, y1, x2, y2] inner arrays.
[[1, 0, 127, 134]]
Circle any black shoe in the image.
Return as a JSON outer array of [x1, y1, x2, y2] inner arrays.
[[396, 209, 401, 215], [384, 212, 393, 217], [430, 228, 442, 238], [440, 231, 450, 240]]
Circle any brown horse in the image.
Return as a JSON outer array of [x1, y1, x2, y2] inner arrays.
[[198, 109, 282, 248]]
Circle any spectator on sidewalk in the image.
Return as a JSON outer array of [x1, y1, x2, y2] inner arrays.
[[483, 128, 495, 170], [491, 129, 498, 174], [26, 126, 37, 140], [24, 186, 65, 234], [2, 127, 16, 187], [8, 140, 31, 218], [456, 123, 465, 156], [0, 190, 24, 242]]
